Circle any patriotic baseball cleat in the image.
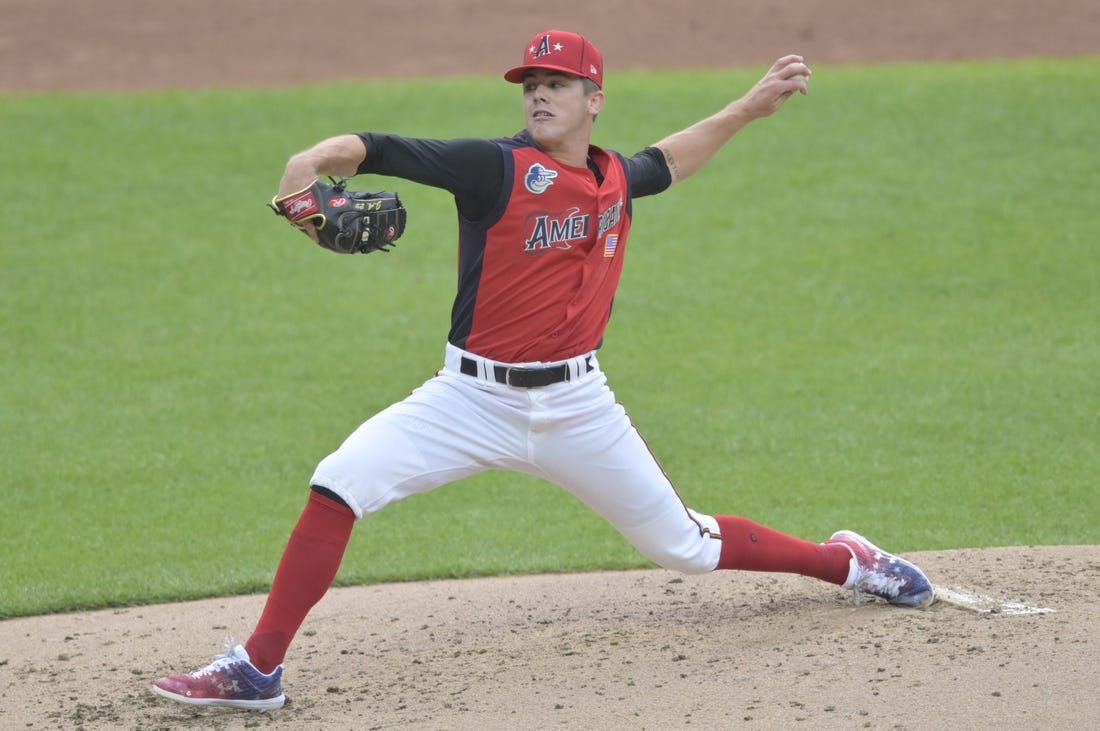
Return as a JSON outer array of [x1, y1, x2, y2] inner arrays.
[[826, 530, 935, 608], [151, 638, 285, 710]]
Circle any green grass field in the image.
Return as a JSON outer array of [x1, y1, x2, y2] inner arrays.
[[1, 58, 1097, 619]]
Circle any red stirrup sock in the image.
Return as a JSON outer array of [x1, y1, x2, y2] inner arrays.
[[244, 490, 355, 674], [714, 515, 851, 585]]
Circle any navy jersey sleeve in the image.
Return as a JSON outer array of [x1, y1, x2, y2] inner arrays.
[[622, 147, 672, 198], [355, 132, 504, 220]]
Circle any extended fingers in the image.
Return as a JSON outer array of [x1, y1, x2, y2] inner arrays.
[[773, 55, 811, 79], [771, 54, 807, 72], [772, 55, 812, 96]]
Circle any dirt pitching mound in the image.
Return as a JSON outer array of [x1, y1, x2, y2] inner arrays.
[[2, 546, 1096, 729]]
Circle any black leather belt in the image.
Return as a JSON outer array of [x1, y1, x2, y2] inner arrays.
[[460, 355, 593, 388]]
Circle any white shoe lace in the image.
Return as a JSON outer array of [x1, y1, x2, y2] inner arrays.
[[192, 635, 244, 678]]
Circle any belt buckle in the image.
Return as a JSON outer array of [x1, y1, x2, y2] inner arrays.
[[500, 363, 571, 387], [503, 366, 526, 387]]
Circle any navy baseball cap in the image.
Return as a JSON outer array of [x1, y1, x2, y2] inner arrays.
[[504, 30, 603, 88]]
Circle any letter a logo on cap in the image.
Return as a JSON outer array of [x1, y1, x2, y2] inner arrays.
[[533, 34, 552, 60]]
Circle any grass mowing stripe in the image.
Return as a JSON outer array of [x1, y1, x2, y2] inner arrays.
[[1, 59, 1097, 617]]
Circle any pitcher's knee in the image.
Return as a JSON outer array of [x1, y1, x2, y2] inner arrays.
[[623, 510, 723, 574]]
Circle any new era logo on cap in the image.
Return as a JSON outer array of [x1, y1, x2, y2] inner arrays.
[[504, 30, 603, 88]]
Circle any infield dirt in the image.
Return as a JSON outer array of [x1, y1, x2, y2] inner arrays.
[[1, 2, 1097, 729]]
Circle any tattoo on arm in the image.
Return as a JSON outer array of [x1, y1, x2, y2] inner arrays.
[[662, 147, 681, 182]]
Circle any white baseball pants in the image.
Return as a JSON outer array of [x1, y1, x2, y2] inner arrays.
[[311, 344, 723, 574]]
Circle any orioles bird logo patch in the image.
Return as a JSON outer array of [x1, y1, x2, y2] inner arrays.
[[524, 163, 558, 194]]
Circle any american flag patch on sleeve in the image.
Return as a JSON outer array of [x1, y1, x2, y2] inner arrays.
[[603, 234, 619, 258]]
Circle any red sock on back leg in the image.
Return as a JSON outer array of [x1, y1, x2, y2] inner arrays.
[[245, 490, 355, 674], [714, 515, 851, 584]]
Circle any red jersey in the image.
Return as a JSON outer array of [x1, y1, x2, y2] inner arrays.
[[356, 130, 670, 363]]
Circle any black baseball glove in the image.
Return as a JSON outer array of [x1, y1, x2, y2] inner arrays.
[[270, 178, 407, 254]]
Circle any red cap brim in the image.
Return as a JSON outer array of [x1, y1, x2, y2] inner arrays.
[[504, 63, 586, 84]]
